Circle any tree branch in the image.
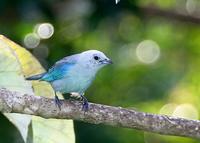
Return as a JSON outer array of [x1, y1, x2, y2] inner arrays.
[[138, 5, 200, 24], [0, 88, 200, 139]]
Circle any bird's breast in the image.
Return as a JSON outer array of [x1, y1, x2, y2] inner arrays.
[[51, 67, 96, 94]]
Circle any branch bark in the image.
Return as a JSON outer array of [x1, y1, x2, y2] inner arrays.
[[0, 88, 200, 139]]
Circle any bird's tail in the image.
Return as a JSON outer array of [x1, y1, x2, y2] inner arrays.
[[26, 73, 46, 80]]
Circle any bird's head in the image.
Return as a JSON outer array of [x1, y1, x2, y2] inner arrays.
[[79, 50, 112, 71]]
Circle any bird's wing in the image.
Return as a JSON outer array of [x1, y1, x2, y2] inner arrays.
[[41, 54, 79, 82], [55, 54, 79, 65]]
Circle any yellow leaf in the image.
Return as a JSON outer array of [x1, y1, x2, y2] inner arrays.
[[0, 35, 75, 143]]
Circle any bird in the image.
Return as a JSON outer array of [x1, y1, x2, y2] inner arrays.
[[26, 50, 112, 111]]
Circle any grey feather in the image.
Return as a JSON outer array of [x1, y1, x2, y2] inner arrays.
[[55, 54, 79, 65]]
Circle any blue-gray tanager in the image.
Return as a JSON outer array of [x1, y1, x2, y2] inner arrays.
[[26, 50, 112, 111]]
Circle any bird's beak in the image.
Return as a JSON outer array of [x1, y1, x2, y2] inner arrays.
[[106, 59, 113, 64], [100, 59, 113, 64]]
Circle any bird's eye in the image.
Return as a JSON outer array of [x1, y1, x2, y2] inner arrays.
[[94, 56, 99, 60]]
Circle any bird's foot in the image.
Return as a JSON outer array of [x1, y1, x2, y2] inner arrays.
[[81, 95, 89, 111], [82, 100, 89, 111], [54, 95, 62, 110]]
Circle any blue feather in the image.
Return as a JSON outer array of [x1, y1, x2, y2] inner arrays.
[[26, 54, 78, 82], [41, 63, 74, 82]]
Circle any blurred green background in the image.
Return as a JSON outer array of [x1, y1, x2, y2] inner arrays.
[[1, 0, 200, 142]]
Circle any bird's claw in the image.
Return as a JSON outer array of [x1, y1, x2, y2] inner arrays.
[[54, 95, 62, 110], [82, 100, 89, 111], [80, 94, 89, 111]]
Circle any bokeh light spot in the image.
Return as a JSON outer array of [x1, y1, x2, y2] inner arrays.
[[136, 40, 160, 64], [36, 23, 54, 39], [117, 43, 137, 67], [186, 0, 196, 14], [172, 103, 198, 120], [24, 33, 40, 49], [159, 103, 177, 115]]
